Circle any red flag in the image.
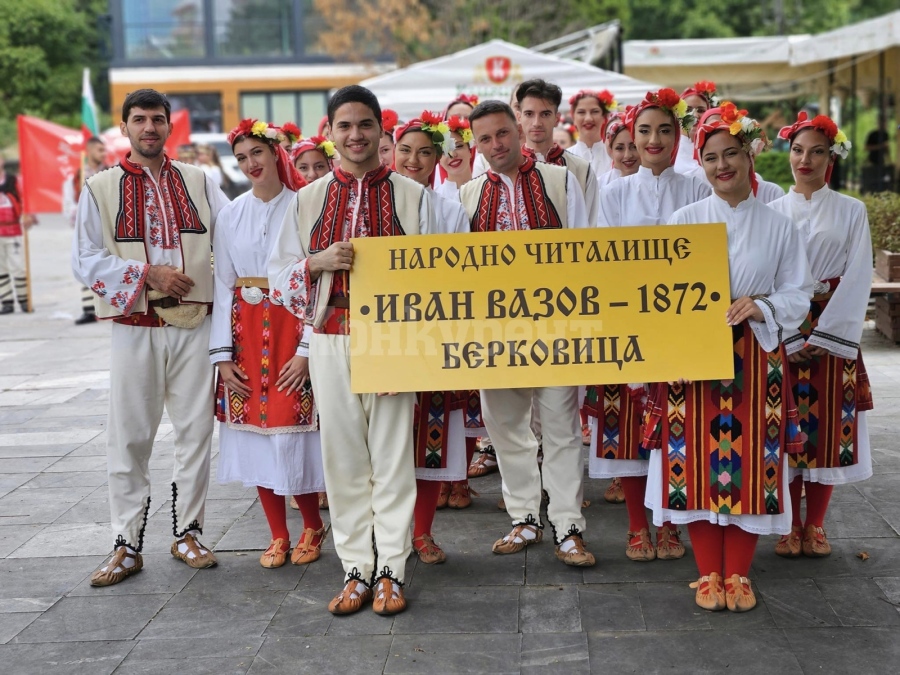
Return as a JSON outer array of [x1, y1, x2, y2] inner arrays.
[[17, 115, 84, 213]]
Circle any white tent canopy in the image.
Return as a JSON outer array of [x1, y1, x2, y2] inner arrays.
[[359, 39, 660, 120]]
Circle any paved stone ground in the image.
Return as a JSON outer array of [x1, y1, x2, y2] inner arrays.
[[1, 215, 900, 674]]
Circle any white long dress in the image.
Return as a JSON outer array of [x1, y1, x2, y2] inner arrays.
[[768, 185, 873, 484], [643, 193, 813, 535], [209, 187, 325, 495], [567, 140, 613, 179], [596, 168, 622, 190], [590, 165, 711, 479]]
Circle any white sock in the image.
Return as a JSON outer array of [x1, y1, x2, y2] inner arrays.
[[102, 546, 136, 573], [558, 538, 577, 553], [177, 530, 207, 559]]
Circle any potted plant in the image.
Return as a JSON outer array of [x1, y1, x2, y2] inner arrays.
[[865, 192, 900, 281]]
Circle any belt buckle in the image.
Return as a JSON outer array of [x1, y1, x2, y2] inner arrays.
[[240, 286, 264, 305], [813, 280, 830, 296]]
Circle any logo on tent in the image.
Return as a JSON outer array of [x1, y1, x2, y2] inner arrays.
[[485, 57, 512, 84]]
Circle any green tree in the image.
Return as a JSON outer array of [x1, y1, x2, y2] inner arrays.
[[0, 0, 107, 146]]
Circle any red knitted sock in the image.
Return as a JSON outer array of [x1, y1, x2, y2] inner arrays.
[[789, 477, 803, 527], [413, 479, 441, 538], [687, 520, 724, 576], [620, 476, 650, 532], [293, 493, 323, 532], [723, 525, 758, 578], [804, 482, 834, 528], [256, 487, 289, 542]]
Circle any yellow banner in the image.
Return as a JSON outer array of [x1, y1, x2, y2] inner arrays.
[[349, 224, 734, 393]]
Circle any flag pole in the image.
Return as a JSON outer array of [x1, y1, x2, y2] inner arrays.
[[22, 219, 33, 313]]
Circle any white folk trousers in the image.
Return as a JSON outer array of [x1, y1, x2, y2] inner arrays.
[[309, 333, 416, 585], [107, 317, 214, 550], [481, 386, 586, 543]]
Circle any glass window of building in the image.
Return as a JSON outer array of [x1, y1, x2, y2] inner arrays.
[[214, 0, 295, 57], [122, 0, 207, 60], [168, 93, 224, 133], [239, 91, 329, 137]]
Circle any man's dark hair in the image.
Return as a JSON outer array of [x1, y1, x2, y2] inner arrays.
[[122, 89, 171, 123], [516, 79, 562, 110], [328, 85, 382, 127], [469, 100, 517, 128], [86, 136, 105, 147]]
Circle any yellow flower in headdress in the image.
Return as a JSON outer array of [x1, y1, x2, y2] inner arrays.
[[251, 121, 268, 137], [674, 99, 688, 119], [729, 121, 743, 135], [319, 140, 336, 159], [834, 130, 847, 144]]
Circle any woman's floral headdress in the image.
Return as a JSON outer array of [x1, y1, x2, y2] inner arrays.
[[448, 93, 479, 108], [227, 118, 280, 146], [403, 110, 453, 155], [604, 111, 629, 144], [718, 103, 771, 157], [281, 122, 301, 145], [446, 115, 473, 146], [290, 135, 336, 168], [637, 88, 694, 133], [682, 80, 720, 109], [778, 111, 851, 160], [569, 89, 617, 114]]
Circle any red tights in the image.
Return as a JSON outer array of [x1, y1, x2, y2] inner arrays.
[[619, 476, 676, 534], [789, 478, 833, 528], [414, 480, 441, 538], [687, 521, 758, 577], [256, 487, 322, 543]]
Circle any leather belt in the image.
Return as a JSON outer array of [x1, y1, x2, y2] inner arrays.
[[328, 296, 350, 309], [236, 276, 269, 290], [149, 296, 179, 309]]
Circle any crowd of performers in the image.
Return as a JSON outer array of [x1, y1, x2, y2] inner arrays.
[[71, 76, 873, 618]]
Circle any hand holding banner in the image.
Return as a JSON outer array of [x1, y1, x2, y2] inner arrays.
[[349, 224, 734, 393]]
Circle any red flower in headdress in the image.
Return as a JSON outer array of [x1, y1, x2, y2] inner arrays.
[[281, 122, 301, 143], [381, 109, 399, 133], [421, 110, 444, 126], [694, 80, 717, 95], [652, 88, 681, 109], [811, 115, 838, 141], [446, 115, 469, 133], [227, 118, 257, 145], [718, 102, 748, 127], [454, 94, 479, 106]]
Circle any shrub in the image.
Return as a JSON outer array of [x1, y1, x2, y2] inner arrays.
[[754, 151, 793, 188], [862, 192, 900, 253]]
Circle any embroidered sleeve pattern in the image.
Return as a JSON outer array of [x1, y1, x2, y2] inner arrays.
[[282, 258, 316, 323]]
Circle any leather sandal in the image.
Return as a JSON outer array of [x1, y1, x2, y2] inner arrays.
[[626, 528, 656, 561], [604, 477, 625, 503], [690, 573, 726, 611], [656, 526, 686, 560], [328, 579, 372, 615], [775, 526, 802, 558], [436, 482, 451, 509], [412, 533, 446, 564], [291, 524, 328, 565], [318, 492, 329, 510], [171, 533, 217, 569], [555, 534, 596, 567], [90, 547, 144, 587], [289, 496, 299, 510], [725, 574, 757, 612], [372, 578, 407, 615], [802, 524, 832, 557], [468, 448, 499, 477], [492, 522, 542, 554], [448, 481, 477, 509], [260, 538, 290, 569]]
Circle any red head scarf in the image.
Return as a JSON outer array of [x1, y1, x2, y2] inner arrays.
[[694, 121, 759, 196], [626, 89, 686, 167], [778, 111, 843, 183], [290, 135, 335, 170], [227, 119, 306, 191]]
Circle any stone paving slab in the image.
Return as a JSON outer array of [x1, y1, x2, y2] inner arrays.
[[0, 216, 899, 673]]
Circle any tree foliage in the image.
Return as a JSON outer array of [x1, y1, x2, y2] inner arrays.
[[0, 0, 107, 128]]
